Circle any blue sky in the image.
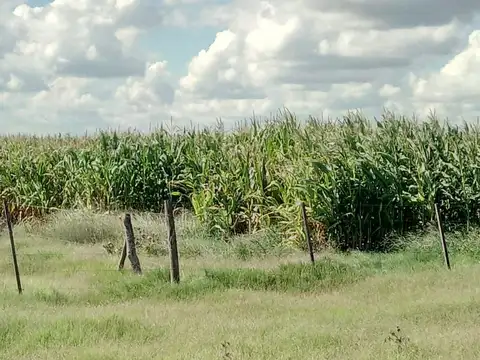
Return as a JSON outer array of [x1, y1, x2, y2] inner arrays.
[[26, 0, 48, 4], [139, 27, 220, 78]]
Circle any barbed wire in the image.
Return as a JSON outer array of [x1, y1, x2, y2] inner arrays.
[[0, 266, 170, 273], [3, 198, 479, 208], [0, 202, 184, 217], [0, 268, 147, 274], [1, 199, 479, 217]]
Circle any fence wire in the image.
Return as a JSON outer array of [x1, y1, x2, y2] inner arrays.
[[0, 199, 475, 257]]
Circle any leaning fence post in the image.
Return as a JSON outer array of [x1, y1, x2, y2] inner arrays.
[[297, 200, 315, 264], [165, 198, 180, 283], [122, 213, 142, 274], [434, 203, 451, 270], [3, 200, 22, 294]]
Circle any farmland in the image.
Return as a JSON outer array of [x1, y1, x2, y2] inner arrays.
[[1, 210, 480, 359], [2, 110, 480, 251], [2, 110, 480, 358]]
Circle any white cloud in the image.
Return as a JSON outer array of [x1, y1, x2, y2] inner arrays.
[[116, 61, 174, 109], [0, 0, 480, 134], [9, 1, 149, 79], [0, 0, 178, 134], [410, 30, 480, 117], [175, 0, 480, 123]]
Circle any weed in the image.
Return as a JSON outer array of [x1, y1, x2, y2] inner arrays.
[[384, 326, 410, 351], [221, 341, 233, 359]]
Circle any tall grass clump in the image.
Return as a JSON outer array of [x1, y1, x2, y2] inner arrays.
[[1, 109, 480, 251]]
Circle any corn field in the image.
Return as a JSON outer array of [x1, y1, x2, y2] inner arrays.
[[1, 110, 480, 251]]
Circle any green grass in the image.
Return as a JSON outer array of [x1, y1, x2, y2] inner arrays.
[[1, 211, 480, 359]]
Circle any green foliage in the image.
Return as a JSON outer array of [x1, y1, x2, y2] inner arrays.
[[1, 109, 480, 250], [204, 260, 366, 292], [0, 315, 156, 353]]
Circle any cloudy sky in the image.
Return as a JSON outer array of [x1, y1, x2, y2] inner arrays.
[[0, 0, 479, 134]]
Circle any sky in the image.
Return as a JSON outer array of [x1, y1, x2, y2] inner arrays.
[[0, 0, 479, 134]]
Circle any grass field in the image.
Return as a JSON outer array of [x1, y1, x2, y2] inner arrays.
[[1, 211, 480, 359]]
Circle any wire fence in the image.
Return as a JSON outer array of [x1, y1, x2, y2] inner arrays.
[[1, 198, 181, 294], [1, 198, 466, 295]]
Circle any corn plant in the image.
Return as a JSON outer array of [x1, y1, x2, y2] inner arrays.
[[1, 109, 480, 251]]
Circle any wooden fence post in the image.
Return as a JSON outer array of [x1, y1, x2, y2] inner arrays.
[[165, 199, 180, 283], [434, 203, 451, 270], [297, 201, 315, 264], [3, 200, 22, 294], [117, 240, 127, 271], [122, 213, 142, 274]]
